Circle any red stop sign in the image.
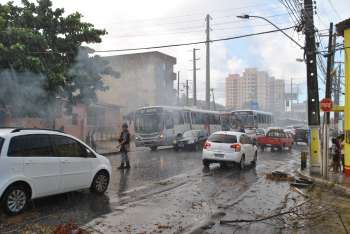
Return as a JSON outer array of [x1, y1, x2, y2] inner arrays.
[[320, 98, 333, 112]]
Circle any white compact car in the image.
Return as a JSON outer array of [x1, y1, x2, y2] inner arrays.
[[202, 131, 257, 169], [0, 128, 112, 215]]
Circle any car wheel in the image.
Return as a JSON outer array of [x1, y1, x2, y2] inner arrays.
[[150, 146, 158, 151], [91, 171, 110, 194], [260, 145, 265, 152], [239, 155, 245, 170], [203, 160, 210, 168], [2, 184, 29, 215], [174, 145, 179, 151], [253, 151, 258, 165], [195, 143, 201, 152]]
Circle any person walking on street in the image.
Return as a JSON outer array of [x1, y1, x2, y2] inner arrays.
[[118, 123, 131, 170]]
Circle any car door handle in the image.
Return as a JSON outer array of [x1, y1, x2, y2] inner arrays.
[[24, 162, 33, 165], [61, 160, 71, 164]]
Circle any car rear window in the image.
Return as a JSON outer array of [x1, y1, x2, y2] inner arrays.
[[0, 137, 4, 154], [8, 134, 53, 157], [267, 130, 285, 138], [208, 134, 237, 143]]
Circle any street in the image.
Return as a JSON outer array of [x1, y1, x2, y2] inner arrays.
[[0, 144, 321, 234]]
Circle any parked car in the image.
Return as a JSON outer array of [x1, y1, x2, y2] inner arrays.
[[202, 131, 258, 169], [294, 127, 309, 144], [257, 128, 294, 151], [0, 128, 112, 215], [173, 130, 208, 151]]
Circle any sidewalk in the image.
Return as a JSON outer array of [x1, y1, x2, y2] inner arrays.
[[297, 167, 350, 196]]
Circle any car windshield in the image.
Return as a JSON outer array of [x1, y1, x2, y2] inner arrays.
[[208, 134, 237, 143], [135, 113, 162, 133], [0, 137, 4, 153]]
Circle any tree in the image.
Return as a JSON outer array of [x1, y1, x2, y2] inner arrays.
[[0, 0, 115, 120]]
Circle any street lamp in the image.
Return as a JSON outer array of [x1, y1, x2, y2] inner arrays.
[[237, 14, 304, 49]]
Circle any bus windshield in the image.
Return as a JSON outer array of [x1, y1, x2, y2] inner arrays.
[[135, 113, 162, 133], [233, 111, 255, 128]]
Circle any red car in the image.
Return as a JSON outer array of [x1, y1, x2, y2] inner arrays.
[[257, 128, 294, 152]]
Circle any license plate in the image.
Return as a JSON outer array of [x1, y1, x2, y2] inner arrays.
[[214, 153, 224, 158]]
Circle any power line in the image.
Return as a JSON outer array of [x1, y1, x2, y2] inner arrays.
[[92, 26, 295, 53]]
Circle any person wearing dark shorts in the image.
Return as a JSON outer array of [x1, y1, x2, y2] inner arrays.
[[118, 123, 131, 170]]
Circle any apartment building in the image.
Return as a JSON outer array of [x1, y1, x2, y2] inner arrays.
[[225, 68, 285, 114]]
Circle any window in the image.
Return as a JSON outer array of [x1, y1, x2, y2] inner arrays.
[[51, 135, 86, 157], [208, 134, 237, 143], [0, 137, 4, 154], [8, 134, 53, 157]]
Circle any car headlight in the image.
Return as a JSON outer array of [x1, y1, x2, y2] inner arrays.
[[159, 134, 164, 139], [135, 135, 141, 140]]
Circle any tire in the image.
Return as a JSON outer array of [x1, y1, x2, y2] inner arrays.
[[2, 184, 29, 215], [90, 171, 110, 194], [195, 143, 201, 152], [253, 151, 258, 165], [203, 160, 210, 168], [239, 155, 245, 170], [260, 145, 265, 152], [150, 146, 158, 151], [174, 145, 179, 151]]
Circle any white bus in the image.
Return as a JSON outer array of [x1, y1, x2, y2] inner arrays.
[[134, 106, 222, 150], [228, 110, 273, 132]]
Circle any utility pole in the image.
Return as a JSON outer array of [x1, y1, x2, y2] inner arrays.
[[325, 23, 334, 124], [334, 65, 341, 129], [290, 78, 293, 113], [205, 14, 212, 110], [303, 0, 321, 174], [177, 71, 180, 105], [192, 48, 200, 106], [185, 80, 189, 106], [211, 88, 216, 111], [321, 23, 335, 179]]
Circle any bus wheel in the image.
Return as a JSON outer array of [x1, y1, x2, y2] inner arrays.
[[150, 146, 158, 151]]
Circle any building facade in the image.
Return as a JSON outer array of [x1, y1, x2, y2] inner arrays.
[[225, 68, 285, 114], [97, 51, 177, 113]]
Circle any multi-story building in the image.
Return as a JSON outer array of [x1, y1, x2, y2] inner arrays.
[[97, 51, 177, 113], [225, 68, 285, 114]]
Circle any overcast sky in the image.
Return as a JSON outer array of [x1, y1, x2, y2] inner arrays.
[[3, 0, 349, 105]]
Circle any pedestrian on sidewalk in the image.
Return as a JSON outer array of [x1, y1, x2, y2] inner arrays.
[[118, 123, 131, 170], [331, 138, 341, 173]]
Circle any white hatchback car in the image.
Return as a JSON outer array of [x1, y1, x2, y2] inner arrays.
[[202, 131, 257, 169], [0, 128, 112, 215]]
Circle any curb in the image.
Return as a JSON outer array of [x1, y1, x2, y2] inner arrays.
[[297, 169, 350, 197]]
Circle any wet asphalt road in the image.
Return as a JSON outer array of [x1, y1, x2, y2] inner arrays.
[[0, 145, 307, 233]]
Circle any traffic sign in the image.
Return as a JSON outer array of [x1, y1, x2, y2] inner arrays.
[[320, 98, 333, 112]]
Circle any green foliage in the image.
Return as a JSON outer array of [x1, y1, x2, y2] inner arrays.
[[0, 0, 114, 117]]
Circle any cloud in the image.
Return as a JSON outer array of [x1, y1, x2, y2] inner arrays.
[[227, 56, 246, 74]]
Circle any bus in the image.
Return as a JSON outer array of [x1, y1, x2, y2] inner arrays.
[[229, 110, 273, 132], [134, 106, 221, 150]]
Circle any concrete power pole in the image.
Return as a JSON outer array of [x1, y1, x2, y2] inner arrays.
[[304, 0, 321, 174], [211, 88, 216, 111], [322, 23, 336, 179], [185, 80, 189, 106], [177, 71, 180, 105], [205, 14, 212, 110], [192, 48, 200, 106]]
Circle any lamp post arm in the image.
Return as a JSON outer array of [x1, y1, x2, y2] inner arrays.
[[247, 15, 303, 49]]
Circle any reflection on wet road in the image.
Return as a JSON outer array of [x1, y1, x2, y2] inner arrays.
[[0, 146, 303, 233]]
